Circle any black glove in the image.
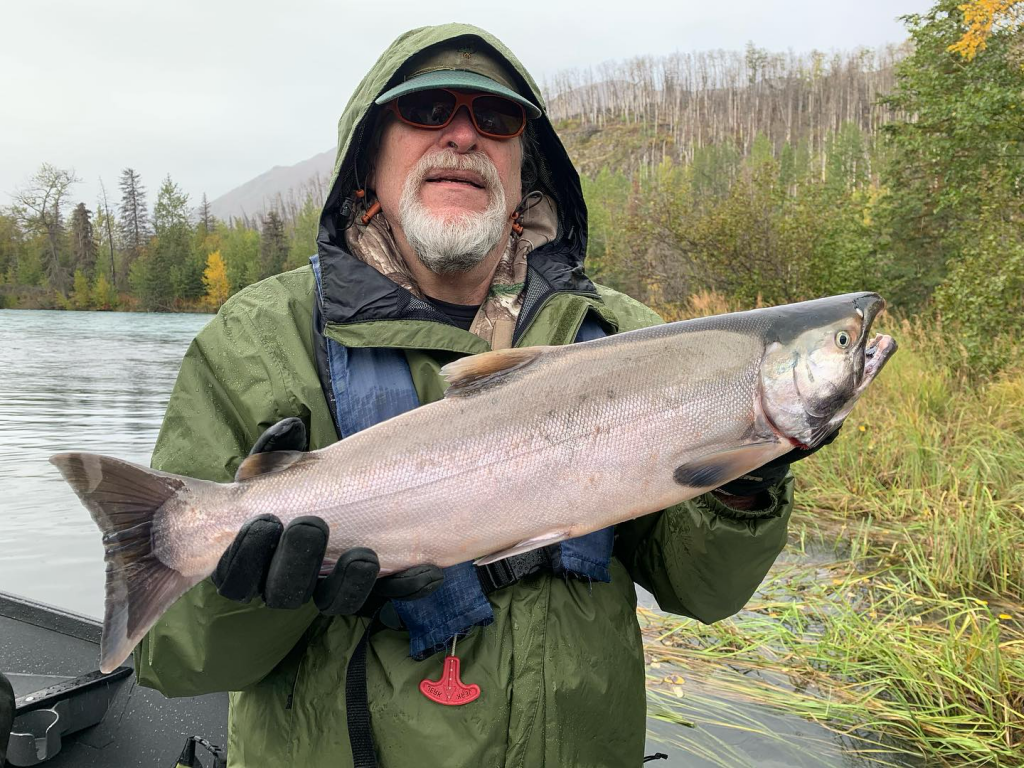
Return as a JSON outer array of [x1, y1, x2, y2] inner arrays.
[[212, 418, 443, 615], [716, 426, 842, 497]]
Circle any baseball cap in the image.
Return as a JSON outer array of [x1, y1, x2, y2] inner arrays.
[[375, 41, 543, 119]]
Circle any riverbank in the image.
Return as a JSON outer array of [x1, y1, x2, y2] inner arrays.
[[0, 287, 214, 313]]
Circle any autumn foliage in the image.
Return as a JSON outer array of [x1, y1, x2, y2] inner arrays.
[[949, 0, 1024, 59], [203, 250, 230, 310]]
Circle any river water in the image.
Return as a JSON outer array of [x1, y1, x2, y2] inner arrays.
[[0, 308, 918, 767]]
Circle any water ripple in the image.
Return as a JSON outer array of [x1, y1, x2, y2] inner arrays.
[[0, 309, 211, 617]]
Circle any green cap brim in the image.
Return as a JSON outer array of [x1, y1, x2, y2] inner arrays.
[[375, 70, 543, 119]]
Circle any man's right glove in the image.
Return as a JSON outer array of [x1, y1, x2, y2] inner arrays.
[[211, 417, 443, 615]]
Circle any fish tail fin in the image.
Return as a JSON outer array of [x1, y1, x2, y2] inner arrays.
[[50, 452, 207, 673]]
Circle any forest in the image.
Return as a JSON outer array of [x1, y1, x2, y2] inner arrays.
[[1, 1, 1020, 379]]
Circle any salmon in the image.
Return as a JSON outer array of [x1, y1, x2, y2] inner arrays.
[[51, 291, 897, 672]]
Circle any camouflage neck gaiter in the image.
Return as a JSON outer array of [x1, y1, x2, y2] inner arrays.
[[345, 193, 558, 350]]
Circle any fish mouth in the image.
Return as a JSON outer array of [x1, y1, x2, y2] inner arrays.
[[853, 294, 885, 346], [858, 333, 897, 393]]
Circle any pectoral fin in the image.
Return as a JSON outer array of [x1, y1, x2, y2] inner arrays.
[[474, 530, 570, 566], [673, 442, 785, 489]]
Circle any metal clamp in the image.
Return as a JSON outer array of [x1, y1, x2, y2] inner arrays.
[[8, 703, 64, 766]]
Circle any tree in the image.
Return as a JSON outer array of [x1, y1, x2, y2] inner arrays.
[[98, 178, 118, 285], [91, 272, 117, 310], [259, 210, 288, 278], [220, 223, 260, 292], [11, 163, 80, 294], [197, 193, 217, 235], [137, 175, 198, 309], [0, 212, 25, 286], [948, 0, 1023, 60], [119, 168, 150, 284], [878, 0, 1024, 308], [202, 250, 230, 309], [69, 203, 97, 276], [286, 191, 321, 271], [69, 269, 91, 310]]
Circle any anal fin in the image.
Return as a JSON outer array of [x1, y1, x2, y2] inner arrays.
[[473, 530, 569, 566]]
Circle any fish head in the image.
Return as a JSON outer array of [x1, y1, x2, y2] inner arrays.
[[758, 292, 897, 449]]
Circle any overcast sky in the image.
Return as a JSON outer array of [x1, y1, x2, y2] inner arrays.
[[1, 0, 932, 212]]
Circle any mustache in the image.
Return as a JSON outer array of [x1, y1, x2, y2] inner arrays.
[[411, 150, 501, 192]]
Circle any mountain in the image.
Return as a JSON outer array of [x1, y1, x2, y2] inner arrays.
[[208, 148, 335, 222]]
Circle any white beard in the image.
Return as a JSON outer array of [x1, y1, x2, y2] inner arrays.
[[398, 150, 509, 275]]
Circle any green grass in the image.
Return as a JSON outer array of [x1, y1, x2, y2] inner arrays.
[[642, 562, 1023, 766], [797, 316, 1024, 597]]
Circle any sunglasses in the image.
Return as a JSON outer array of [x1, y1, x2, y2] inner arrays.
[[387, 88, 527, 139]]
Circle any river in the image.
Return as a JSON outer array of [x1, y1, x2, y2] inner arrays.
[[0, 308, 917, 767]]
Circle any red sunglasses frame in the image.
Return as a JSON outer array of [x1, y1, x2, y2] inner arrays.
[[386, 89, 527, 140]]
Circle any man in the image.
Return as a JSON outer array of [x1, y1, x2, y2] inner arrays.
[[136, 24, 811, 767]]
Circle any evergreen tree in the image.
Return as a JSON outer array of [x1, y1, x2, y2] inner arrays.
[[69, 203, 97, 276], [140, 175, 199, 309], [119, 168, 150, 286], [259, 210, 288, 278], [197, 193, 217, 236]]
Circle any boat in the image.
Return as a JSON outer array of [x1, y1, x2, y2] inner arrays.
[[0, 590, 227, 767]]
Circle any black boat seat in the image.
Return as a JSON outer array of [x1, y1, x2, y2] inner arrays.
[[1, 671, 14, 768], [5, 669, 130, 767], [0, 591, 227, 767]]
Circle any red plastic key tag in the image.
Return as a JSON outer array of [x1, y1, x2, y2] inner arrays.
[[419, 636, 480, 706]]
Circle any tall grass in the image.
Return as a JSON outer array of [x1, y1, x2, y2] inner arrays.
[[642, 563, 1024, 766], [796, 316, 1024, 597], [645, 293, 1024, 764]]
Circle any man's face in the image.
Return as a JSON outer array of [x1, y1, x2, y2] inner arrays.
[[371, 96, 523, 274]]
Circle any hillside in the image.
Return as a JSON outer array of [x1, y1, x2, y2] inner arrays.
[[208, 148, 334, 222]]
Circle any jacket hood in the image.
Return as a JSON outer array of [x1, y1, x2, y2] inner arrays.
[[315, 24, 595, 334]]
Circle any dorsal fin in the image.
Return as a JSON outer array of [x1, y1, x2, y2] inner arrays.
[[234, 450, 316, 482], [441, 346, 550, 398]]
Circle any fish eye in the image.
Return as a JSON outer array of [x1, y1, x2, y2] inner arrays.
[[835, 331, 851, 349]]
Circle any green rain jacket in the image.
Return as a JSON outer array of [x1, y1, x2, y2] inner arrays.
[[135, 24, 793, 768]]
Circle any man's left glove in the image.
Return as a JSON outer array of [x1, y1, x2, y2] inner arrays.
[[715, 426, 842, 497], [212, 418, 444, 615]]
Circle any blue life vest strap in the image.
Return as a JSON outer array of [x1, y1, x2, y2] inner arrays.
[[310, 254, 613, 659]]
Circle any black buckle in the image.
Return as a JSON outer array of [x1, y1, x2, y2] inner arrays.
[[477, 548, 550, 595]]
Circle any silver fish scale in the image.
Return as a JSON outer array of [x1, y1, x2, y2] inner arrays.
[[181, 317, 788, 577]]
